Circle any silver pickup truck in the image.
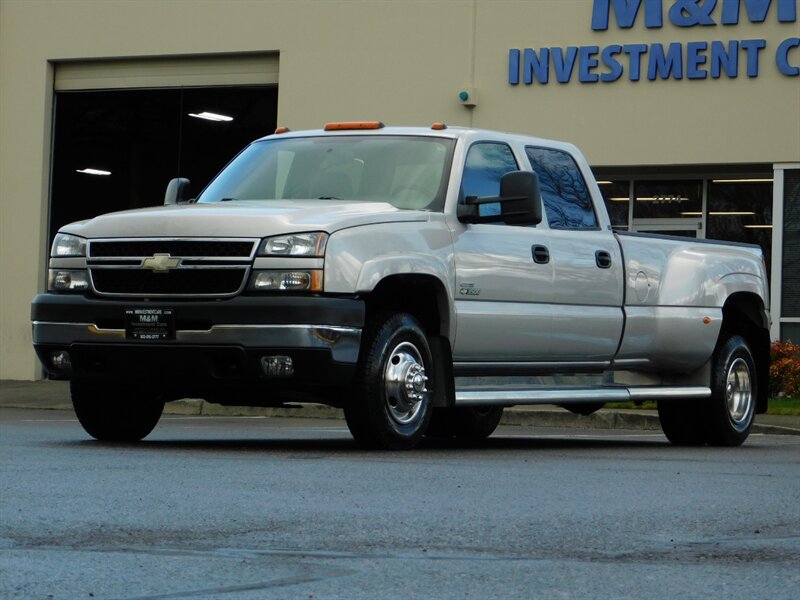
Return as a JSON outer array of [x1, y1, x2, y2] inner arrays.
[[31, 122, 770, 449]]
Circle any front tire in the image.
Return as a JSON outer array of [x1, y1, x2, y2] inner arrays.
[[427, 406, 504, 440], [71, 380, 165, 442], [344, 313, 434, 450]]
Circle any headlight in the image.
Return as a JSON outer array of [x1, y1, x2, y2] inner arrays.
[[51, 233, 87, 257], [259, 232, 328, 257], [48, 270, 90, 292]]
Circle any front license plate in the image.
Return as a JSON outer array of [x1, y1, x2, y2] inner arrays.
[[125, 308, 175, 340]]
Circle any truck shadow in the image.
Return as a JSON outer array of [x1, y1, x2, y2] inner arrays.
[[69, 434, 669, 454]]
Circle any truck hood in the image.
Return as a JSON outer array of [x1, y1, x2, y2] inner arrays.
[[61, 200, 428, 239]]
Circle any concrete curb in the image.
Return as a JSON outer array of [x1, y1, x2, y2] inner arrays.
[[2, 380, 799, 435]]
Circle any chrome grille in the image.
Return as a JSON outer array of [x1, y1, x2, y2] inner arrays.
[[87, 238, 257, 297], [89, 239, 256, 258]]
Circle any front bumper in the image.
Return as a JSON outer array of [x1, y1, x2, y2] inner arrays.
[[31, 294, 364, 391]]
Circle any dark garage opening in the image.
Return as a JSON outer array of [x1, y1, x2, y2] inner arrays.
[[49, 85, 278, 243]]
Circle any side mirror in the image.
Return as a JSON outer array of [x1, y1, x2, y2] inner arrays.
[[498, 170, 542, 225], [164, 178, 192, 205], [457, 170, 542, 225]]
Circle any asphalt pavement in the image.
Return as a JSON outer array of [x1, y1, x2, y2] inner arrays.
[[2, 379, 799, 435], [2, 407, 799, 599]]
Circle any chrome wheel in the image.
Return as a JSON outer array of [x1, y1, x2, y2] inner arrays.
[[659, 333, 759, 447], [726, 356, 753, 431], [344, 312, 435, 449], [383, 341, 429, 426], [705, 333, 758, 446]]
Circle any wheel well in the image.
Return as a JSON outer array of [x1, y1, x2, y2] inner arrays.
[[721, 293, 770, 413], [363, 275, 449, 337]]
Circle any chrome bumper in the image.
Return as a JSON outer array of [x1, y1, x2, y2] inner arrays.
[[32, 321, 362, 364]]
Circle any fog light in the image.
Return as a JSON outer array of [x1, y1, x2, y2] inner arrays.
[[253, 271, 309, 290], [50, 350, 72, 372], [48, 269, 90, 291], [261, 355, 294, 377]]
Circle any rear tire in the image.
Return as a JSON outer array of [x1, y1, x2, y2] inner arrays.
[[657, 399, 706, 446], [657, 333, 757, 447], [344, 312, 434, 450], [706, 334, 756, 446], [71, 380, 164, 442]]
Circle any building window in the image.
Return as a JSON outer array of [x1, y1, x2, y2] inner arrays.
[[595, 172, 773, 263], [597, 180, 630, 230], [707, 178, 773, 272], [782, 169, 800, 322], [633, 180, 703, 220]]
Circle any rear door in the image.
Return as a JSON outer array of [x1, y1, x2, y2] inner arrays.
[[524, 146, 624, 363]]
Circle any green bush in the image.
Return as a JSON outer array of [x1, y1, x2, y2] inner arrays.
[[770, 340, 800, 398]]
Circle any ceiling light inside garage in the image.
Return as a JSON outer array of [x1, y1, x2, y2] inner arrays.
[[712, 178, 773, 184], [76, 168, 111, 176], [188, 111, 234, 122]]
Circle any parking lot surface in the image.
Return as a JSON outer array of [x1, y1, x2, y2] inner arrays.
[[2, 408, 799, 599]]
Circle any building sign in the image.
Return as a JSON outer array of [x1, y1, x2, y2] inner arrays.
[[509, 0, 799, 85]]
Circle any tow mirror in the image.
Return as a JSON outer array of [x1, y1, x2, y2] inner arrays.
[[457, 170, 542, 225], [164, 178, 192, 205]]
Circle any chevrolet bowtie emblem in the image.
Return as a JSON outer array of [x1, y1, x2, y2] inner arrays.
[[141, 253, 181, 272]]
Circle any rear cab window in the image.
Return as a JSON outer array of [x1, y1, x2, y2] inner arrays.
[[525, 146, 598, 230]]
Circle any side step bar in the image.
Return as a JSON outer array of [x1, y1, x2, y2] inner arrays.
[[454, 386, 711, 407]]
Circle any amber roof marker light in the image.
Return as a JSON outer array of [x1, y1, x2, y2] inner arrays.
[[324, 121, 385, 131], [274, 126, 291, 134], [431, 122, 448, 130]]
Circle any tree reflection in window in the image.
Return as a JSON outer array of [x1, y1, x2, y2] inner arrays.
[[526, 147, 598, 230]]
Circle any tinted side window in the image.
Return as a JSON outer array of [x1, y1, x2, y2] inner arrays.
[[525, 147, 598, 230], [462, 143, 518, 199]]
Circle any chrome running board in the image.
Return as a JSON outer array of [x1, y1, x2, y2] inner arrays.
[[454, 386, 711, 407]]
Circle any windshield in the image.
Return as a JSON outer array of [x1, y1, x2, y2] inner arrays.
[[197, 135, 455, 211]]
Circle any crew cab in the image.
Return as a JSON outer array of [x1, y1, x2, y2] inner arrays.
[[32, 122, 770, 449]]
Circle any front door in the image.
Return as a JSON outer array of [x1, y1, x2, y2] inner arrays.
[[451, 142, 555, 364]]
